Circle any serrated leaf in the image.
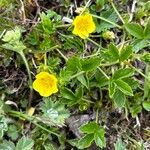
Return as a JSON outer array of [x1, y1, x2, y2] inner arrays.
[[67, 56, 82, 72], [81, 57, 100, 71], [119, 46, 133, 62], [96, 9, 118, 32], [75, 87, 83, 99], [7, 125, 18, 140], [63, 36, 84, 52], [130, 105, 142, 118], [144, 18, 150, 39], [143, 101, 150, 111], [108, 43, 119, 61], [95, 69, 109, 87], [2, 42, 26, 53], [44, 143, 56, 150], [2, 27, 21, 42], [114, 138, 127, 150], [132, 39, 149, 53], [113, 90, 126, 108], [61, 88, 77, 100], [112, 68, 134, 80], [114, 79, 133, 96], [78, 134, 94, 149], [144, 64, 150, 99], [40, 12, 55, 34], [94, 127, 106, 148], [41, 99, 70, 127], [80, 122, 99, 134], [77, 74, 89, 89], [16, 137, 34, 150], [0, 141, 15, 150], [124, 23, 144, 39], [96, 0, 105, 8]]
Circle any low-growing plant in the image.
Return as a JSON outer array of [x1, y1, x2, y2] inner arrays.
[[0, 0, 150, 149]]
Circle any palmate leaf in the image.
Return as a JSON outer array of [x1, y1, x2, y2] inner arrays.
[[40, 98, 70, 127]]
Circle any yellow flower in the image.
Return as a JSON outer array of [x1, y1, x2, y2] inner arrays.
[[72, 13, 96, 39], [33, 72, 58, 97]]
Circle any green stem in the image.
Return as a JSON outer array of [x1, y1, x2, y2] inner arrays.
[[44, 53, 47, 66], [110, 1, 125, 24], [55, 24, 71, 28], [56, 49, 68, 61], [82, 98, 94, 104], [100, 61, 119, 67], [87, 37, 102, 48], [80, 0, 91, 15], [95, 108, 99, 123], [70, 71, 85, 80], [20, 51, 32, 87], [98, 67, 110, 80], [9, 110, 60, 137], [92, 14, 122, 29], [19, 51, 33, 107], [129, 64, 150, 81]]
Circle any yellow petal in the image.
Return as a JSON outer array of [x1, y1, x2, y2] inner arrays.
[[33, 72, 58, 97], [35, 72, 50, 79]]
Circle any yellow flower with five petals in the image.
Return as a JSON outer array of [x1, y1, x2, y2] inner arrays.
[[33, 72, 58, 97], [72, 13, 96, 39]]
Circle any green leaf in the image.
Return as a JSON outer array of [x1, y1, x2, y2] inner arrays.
[[2, 27, 21, 43], [114, 79, 133, 96], [144, 18, 150, 39], [44, 143, 56, 150], [7, 125, 18, 140], [144, 64, 150, 99], [113, 90, 126, 108], [95, 70, 109, 87], [143, 101, 150, 111], [130, 105, 142, 118], [63, 36, 84, 52], [41, 99, 70, 127], [66, 56, 82, 72], [96, 0, 105, 8], [119, 46, 133, 62], [108, 43, 119, 60], [0, 116, 8, 139], [112, 68, 134, 80], [75, 87, 83, 99], [78, 134, 94, 149], [132, 39, 149, 53], [81, 57, 100, 71], [40, 12, 55, 34], [77, 74, 89, 89], [114, 138, 127, 150], [94, 127, 106, 148], [16, 137, 34, 150], [2, 42, 26, 53], [0, 141, 15, 150], [61, 88, 77, 100], [109, 81, 116, 98], [80, 122, 99, 134], [124, 23, 144, 39], [96, 9, 118, 32]]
